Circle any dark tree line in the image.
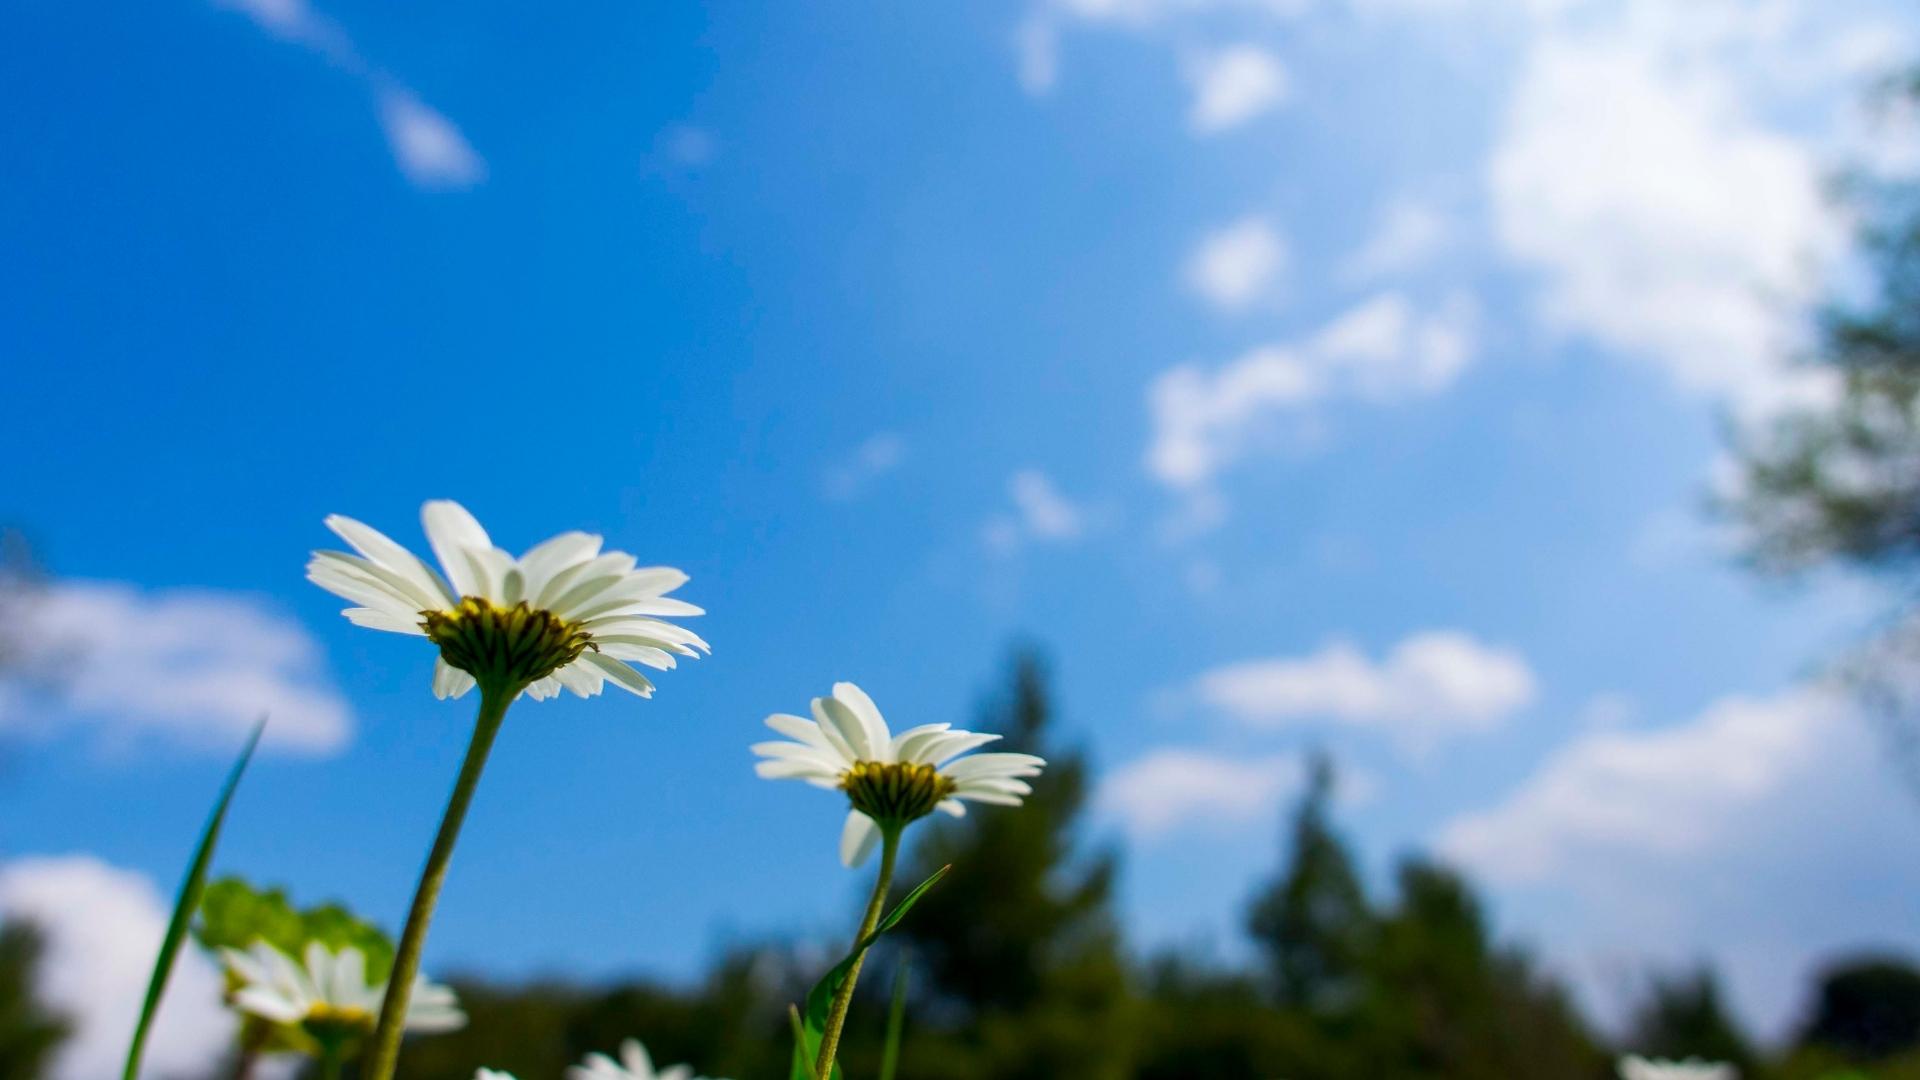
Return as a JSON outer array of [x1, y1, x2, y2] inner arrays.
[[2, 651, 1919, 1079]]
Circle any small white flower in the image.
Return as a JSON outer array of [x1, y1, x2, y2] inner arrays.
[[221, 941, 465, 1039], [568, 1037, 724, 1080], [752, 681, 1047, 866], [308, 500, 707, 701], [1618, 1055, 1739, 1080], [476, 1071, 518, 1080]]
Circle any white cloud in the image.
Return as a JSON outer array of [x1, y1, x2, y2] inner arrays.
[[0, 855, 235, 1080], [1194, 630, 1536, 744], [1343, 196, 1454, 281], [377, 90, 486, 191], [211, 0, 484, 190], [1016, 16, 1062, 95], [1432, 684, 1920, 1034], [0, 580, 351, 755], [822, 432, 908, 502], [1009, 469, 1086, 540], [1145, 290, 1477, 491], [1487, 2, 1849, 418], [1310, 291, 1476, 397], [1187, 44, 1291, 134], [655, 125, 718, 169], [1185, 216, 1288, 311], [1099, 749, 1302, 838], [1437, 687, 1838, 885], [984, 468, 1088, 552]]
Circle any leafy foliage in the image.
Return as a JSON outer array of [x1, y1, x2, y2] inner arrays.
[[1627, 968, 1759, 1077], [1246, 750, 1371, 1014], [1732, 71, 1920, 576], [1800, 955, 1920, 1062], [195, 876, 396, 982], [0, 923, 68, 1080]]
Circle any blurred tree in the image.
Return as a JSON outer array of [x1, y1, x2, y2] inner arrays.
[[1732, 70, 1920, 574], [1799, 955, 1920, 1061], [1131, 953, 1335, 1080], [1246, 751, 1372, 1014], [1728, 68, 1920, 782], [1356, 860, 1604, 1080], [1627, 968, 1759, 1077], [873, 649, 1133, 1080], [0, 922, 68, 1080]]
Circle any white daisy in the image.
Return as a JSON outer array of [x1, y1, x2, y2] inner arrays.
[[752, 681, 1047, 866], [567, 1037, 725, 1080], [221, 941, 465, 1042], [308, 500, 707, 701], [1618, 1056, 1739, 1080]]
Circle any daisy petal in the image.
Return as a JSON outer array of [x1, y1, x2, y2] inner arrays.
[[840, 810, 882, 868], [422, 500, 493, 597]]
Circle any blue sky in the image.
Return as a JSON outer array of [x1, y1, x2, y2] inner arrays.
[[4, 0, 1920, 1071]]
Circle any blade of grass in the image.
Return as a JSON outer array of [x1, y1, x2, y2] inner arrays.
[[879, 953, 910, 1080], [121, 718, 265, 1080], [788, 1004, 823, 1080]]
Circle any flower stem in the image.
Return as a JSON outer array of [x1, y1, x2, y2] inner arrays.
[[814, 824, 901, 1078], [362, 684, 513, 1080]]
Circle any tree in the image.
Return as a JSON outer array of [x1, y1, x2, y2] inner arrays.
[[1627, 968, 1759, 1077], [1799, 955, 1920, 1061], [1357, 861, 1604, 1080], [1245, 751, 1372, 1014], [1733, 71, 1920, 576], [0, 922, 68, 1080], [1729, 69, 1920, 782], [875, 649, 1133, 1080]]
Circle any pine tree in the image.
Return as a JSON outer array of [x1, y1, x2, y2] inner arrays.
[[1245, 751, 1373, 1014], [876, 649, 1133, 1080]]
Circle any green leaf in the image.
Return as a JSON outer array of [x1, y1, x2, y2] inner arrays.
[[195, 877, 303, 957], [788, 1004, 823, 1080], [122, 718, 265, 1080], [879, 952, 910, 1080], [299, 903, 396, 983], [789, 864, 951, 1080]]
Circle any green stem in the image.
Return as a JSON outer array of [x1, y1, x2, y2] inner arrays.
[[814, 824, 901, 1078], [319, 1046, 344, 1080], [362, 684, 513, 1080]]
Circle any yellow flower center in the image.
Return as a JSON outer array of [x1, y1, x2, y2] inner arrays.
[[839, 761, 957, 825], [421, 597, 594, 690], [305, 1002, 375, 1029]]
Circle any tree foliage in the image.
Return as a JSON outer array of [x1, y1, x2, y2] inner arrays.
[[1733, 71, 1920, 576], [0, 923, 67, 1080]]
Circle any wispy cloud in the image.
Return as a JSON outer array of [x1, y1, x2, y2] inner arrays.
[[823, 432, 908, 502], [211, 0, 483, 190], [1145, 290, 1477, 497], [377, 88, 486, 190], [1342, 196, 1455, 282], [0, 580, 352, 755], [1185, 215, 1288, 311], [984, 468, 1089, 553], [1186, 44, 1291, 134], [1432, 683, 1920, 1033], [1437, 687, 1842, 886], [1193, 630, 1536, 748], [1099, 749, 1303, 839]]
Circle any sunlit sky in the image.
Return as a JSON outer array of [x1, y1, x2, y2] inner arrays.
[[5, 0, 1920, 1069]]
